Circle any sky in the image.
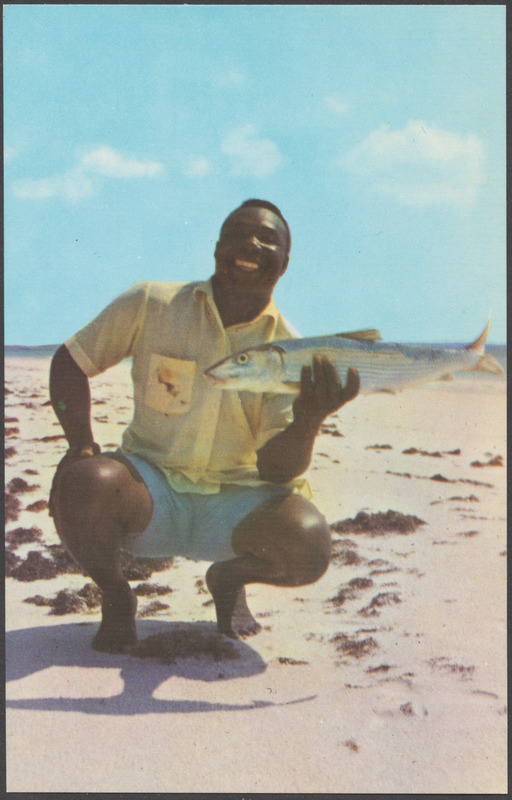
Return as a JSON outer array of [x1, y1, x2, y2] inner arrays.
[[4, 3, 506, 345]]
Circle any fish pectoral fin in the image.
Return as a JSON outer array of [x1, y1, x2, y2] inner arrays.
[[335, 329, 382, 343], [281, 380, 302, 391]]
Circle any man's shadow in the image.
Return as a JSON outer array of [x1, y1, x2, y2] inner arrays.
[[6, 620, 316, 716]]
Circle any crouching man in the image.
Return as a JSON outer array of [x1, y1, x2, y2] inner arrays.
[[49, 199, 359, 652]]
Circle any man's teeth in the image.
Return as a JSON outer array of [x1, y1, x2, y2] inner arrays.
[[235, 260, 259, 270]]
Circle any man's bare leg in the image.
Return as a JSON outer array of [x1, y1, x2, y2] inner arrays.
[[206, 494, 331, 638], [230, 586, 262, 637], [51, 454, 153, 653]]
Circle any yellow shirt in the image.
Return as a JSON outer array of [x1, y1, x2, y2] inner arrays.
[[66, 279, 310, 496]]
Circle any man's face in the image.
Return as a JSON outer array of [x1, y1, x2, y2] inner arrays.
[[214, 206, 289, 297]]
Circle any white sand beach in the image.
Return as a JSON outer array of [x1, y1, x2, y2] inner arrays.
[[5, 355, 507, 793]]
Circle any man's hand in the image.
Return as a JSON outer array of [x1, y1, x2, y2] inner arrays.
[[293, 356, 360, 430], [60, 442, 102, 464], [256, 359, 359, 484]]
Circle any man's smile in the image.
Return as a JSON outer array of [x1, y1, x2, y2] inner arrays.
[[235, 259, 259, 271]]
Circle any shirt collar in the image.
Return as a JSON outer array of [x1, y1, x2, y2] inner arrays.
[[193, 277, 280, 324]]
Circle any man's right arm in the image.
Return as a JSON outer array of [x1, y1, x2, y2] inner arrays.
[[50, 344, 100, 457]]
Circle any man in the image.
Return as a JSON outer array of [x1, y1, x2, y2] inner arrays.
[[49, 199, 359, 653]]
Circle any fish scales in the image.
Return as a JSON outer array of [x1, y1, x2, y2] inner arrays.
[[204, 324, 504, 395], [275, 340, 477, 394]]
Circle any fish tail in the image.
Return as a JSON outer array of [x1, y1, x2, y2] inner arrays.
[[474, 353, 505, 377], [465, 319, 504, 376], [465, 319, 491, 355]]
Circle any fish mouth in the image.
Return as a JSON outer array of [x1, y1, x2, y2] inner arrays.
[[204, 370, 228, 386]]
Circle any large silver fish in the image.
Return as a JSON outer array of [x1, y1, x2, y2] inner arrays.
[[204, 322, 504, 395]]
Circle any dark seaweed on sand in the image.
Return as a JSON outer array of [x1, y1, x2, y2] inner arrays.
[[331, 633, 378, 659], [134, 582, 173, 597], [5, 549, 79, 581], [8, 477, 40, 493], [331, 510, 426, 536], [5, 493, 22, 523], [6, 526, 43, 548], [327, 577, 374, 607], [470, 455, 503, 468], [5, 550, 22, 573], [26, 499, 49, 513], [132, 629, 240, 664], [5, 427, 20, 437], [6, 537, 174, 582], [120, 552, 174, 580], [330, 545, 363, 566], [358, 591, 402, 617], [138, 600, 171, 617], [24, 583, 102, 615], [402, 447, 442, 458]]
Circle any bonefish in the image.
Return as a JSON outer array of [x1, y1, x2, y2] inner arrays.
[[204, 322, 504, 395]]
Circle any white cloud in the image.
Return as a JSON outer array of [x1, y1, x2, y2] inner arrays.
[[12, 145, 164, 201], [80, 146, 164, 178], [221, 125, 282, 178], [324, 93, 351, 115], [341, 120, 485, 207], [182, 155, 214, 179], [13, 169, 95, 201]]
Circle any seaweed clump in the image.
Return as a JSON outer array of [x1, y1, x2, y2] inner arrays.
[[120, 552, 174, 580], [331, 510, 425, 537], [331, 633, 378, 659], [24, 583, 102, 615], [132, 628, 240, 664]]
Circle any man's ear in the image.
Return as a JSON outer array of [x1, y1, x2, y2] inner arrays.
[[280, 256, 289, 276]]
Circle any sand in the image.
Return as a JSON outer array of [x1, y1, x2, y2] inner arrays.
[[5, 356, 507, 793]]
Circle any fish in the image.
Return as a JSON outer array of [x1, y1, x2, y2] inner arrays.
[[204, 321, 505, 395]]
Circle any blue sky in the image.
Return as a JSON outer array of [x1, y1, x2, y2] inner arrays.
[[4, 4, 506, 345]]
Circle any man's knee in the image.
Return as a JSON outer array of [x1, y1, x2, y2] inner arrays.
[[232, 494, 331, 586], [57, 456, 119, 504], [287, 498, 331, 584], [53, 455, 152, 532]]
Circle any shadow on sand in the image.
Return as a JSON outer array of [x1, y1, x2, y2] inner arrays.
[[6, 619, 317, 716]]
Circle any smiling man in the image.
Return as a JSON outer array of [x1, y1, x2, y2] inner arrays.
[[49, 199, 359, 652]]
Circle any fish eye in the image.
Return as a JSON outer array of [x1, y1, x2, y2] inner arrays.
[[236, 353, 249, 365]]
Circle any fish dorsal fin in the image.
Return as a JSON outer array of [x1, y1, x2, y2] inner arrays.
[[335, 329, 382, 343], [465, 319, 491, 354]]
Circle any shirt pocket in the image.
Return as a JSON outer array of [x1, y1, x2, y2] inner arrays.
[[144, 354, 196, 415]]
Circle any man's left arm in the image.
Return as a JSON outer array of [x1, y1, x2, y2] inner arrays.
[[256, 357, 360, 484]]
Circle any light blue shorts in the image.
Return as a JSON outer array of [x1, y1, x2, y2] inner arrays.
[[122, 453, 292, 562]]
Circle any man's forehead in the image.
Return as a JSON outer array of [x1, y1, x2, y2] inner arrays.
[[223, 206, 287, 233]]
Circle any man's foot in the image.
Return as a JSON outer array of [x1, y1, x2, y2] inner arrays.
[[231, 586, 262, 638], [92, 587, 138, 653], [205, 561, 241, 638], [206, 562, 262, 639]]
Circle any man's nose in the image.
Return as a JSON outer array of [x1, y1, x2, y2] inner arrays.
[[246, 234, 261, 248]]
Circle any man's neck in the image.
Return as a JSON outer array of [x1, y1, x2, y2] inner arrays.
[[211, 277, 272, 328]]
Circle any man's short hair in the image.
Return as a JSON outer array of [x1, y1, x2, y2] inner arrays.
[[221, 199, 291, 256]]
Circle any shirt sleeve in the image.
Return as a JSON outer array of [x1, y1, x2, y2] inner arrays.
[[254, 392, 295, 450], [64, 282, 151, 377]]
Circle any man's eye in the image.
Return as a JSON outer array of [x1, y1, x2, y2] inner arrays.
[[258, 232, 276, 244]]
